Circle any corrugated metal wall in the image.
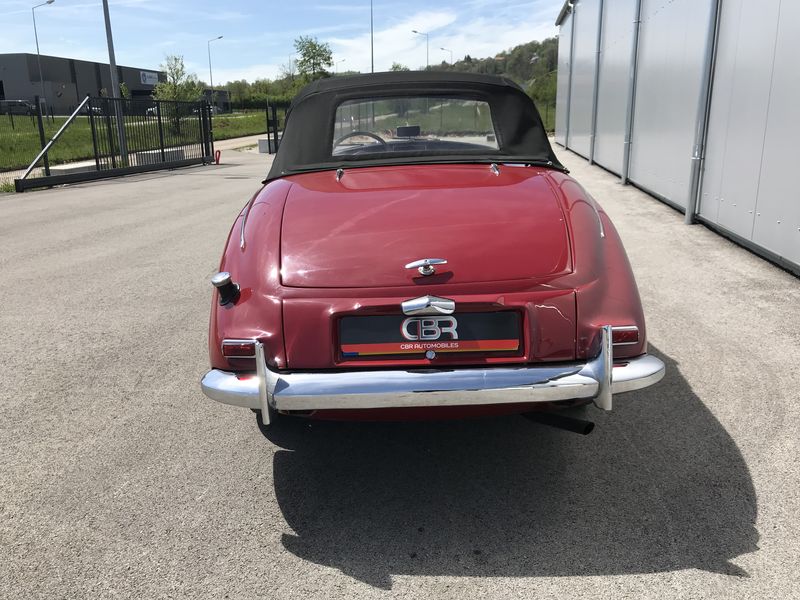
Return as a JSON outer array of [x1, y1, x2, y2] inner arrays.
[[555, 11, 573, 146], [555, 0, 800, 275], [699, 0, 800, 268], [628, 0, 712, 209], [567, 0, 602, 159], [593, 0, 636, 174]]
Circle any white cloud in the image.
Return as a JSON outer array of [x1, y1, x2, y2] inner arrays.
[[328, 10, 458, 73], [325, 6, 557, 74]]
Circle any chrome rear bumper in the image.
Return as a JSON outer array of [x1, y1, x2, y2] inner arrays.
[[201, 326, 665, 422]]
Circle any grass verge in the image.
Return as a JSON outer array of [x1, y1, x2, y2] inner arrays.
[[0, 112, 269, 172]]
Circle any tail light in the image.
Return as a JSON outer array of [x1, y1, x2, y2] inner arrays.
[[611, 326, 639, 346], [222, 339, 256, 357]]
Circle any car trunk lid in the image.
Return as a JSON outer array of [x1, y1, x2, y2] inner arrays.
[[280, 164, 571, 288]]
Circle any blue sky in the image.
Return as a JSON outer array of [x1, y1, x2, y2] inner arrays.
[[0, 0, 559, 83]]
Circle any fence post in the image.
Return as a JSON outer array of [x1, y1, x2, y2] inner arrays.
[[264, 100, 272, 154], [104, 99, 117, 169], [271, 104, 279, 154], [34, 95, 51, 176], [8, 112, 14, 130], [156, 102, 166, 163], [88, 98, 101, 171], [197, 102, 205, 162], [206, 102, 215, 161]]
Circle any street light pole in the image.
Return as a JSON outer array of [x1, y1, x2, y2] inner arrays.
[[208, 36, 223, 109], [101, 0, 127, 164], [370, 0, 374, 73], [32, 0, 54, 113], [335, 58, 346, 74], [440, 47, 453, 65], [412, 30, 429, 69]]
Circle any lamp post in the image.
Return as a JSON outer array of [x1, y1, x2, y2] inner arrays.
[[370, 0, 374, 73], [335, 58, 346, 74], [440, 47, 453, 65], [207, 35, 223, 109], [101, 0, 127, 164], [32, 0, 54, 113], [411, 30, 429, 69]]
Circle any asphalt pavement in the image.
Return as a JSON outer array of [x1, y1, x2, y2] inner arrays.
[[1, 143, 799, 599]]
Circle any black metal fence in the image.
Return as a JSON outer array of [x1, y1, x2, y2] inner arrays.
[[85, 97, 212, 171], [265, 100, 289, 154], [0, 105, 42, 191], [10, 96, 213, 192]]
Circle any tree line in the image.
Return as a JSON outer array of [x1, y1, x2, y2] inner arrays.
[[151, 35, 558, 116]]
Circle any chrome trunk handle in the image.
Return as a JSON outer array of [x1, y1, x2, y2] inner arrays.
[[405, 258, 447, 276]]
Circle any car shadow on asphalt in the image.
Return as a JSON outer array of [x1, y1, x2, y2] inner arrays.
[[257, 346, 758, 590]]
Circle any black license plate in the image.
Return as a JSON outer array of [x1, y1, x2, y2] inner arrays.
[[339, 312, 521, 357]]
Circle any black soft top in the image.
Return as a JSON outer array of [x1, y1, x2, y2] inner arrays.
[[265, 71, 564, 181]]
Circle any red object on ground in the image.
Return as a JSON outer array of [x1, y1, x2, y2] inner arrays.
[[215, 150, 221, 165]]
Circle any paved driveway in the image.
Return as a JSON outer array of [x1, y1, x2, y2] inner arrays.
[[1, 146, 798, 598]]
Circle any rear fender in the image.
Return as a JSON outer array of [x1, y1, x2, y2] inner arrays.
[[208, 180, 292, 371]]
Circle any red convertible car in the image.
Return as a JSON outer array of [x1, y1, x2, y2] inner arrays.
[[201, 72, 664, 433]]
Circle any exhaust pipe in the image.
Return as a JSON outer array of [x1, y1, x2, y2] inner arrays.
[[523, 411, 595, 435]]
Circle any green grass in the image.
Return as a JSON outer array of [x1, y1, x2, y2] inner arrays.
[[1, 115, 91, 171], [0, 111, 271, 173], [210, 113, 269, 141]]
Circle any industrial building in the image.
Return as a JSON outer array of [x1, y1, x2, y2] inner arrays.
[[555, 0, 799, 275], [0, 53, 164, 115]]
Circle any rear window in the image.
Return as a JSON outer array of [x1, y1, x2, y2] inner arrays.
[[332, 96, 499, 159]]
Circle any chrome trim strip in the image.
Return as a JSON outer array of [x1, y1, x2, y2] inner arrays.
[[200, 330, 665, 413], [590, 202, 605, 238], [239, 203, 250, 250]]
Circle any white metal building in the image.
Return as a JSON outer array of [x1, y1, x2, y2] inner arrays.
[[555, 0, 800, 276]]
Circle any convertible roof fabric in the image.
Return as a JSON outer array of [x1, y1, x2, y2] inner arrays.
[[265, 71, 565, 181]]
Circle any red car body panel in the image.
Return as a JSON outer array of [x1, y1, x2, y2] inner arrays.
[[208, 164, 648, 396], [280, 165, 571, 288]]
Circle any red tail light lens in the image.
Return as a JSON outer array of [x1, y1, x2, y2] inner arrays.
[[222, 339, 256, 357], [611, 326, 639, 346]]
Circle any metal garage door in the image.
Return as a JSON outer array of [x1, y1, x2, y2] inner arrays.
[[593, 0, 637, 175], [628, 0, 713, 210]]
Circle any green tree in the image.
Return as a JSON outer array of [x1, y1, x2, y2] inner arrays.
[[390, 62, 410, 71], [227, 79, 250, 104], [119, 82, 131, 99], [152, 55, 204, 102], [294, 36, 333, 79]]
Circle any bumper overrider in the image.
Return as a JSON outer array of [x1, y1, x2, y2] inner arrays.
[[201, 326, 665, 423]]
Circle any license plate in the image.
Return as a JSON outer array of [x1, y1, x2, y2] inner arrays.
[[339, 312, 521, 357]]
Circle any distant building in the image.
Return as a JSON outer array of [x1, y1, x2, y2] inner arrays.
[[0, 53, 165, 114]]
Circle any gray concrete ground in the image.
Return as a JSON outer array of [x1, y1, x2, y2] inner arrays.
[[1, 143, 799, 599]]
